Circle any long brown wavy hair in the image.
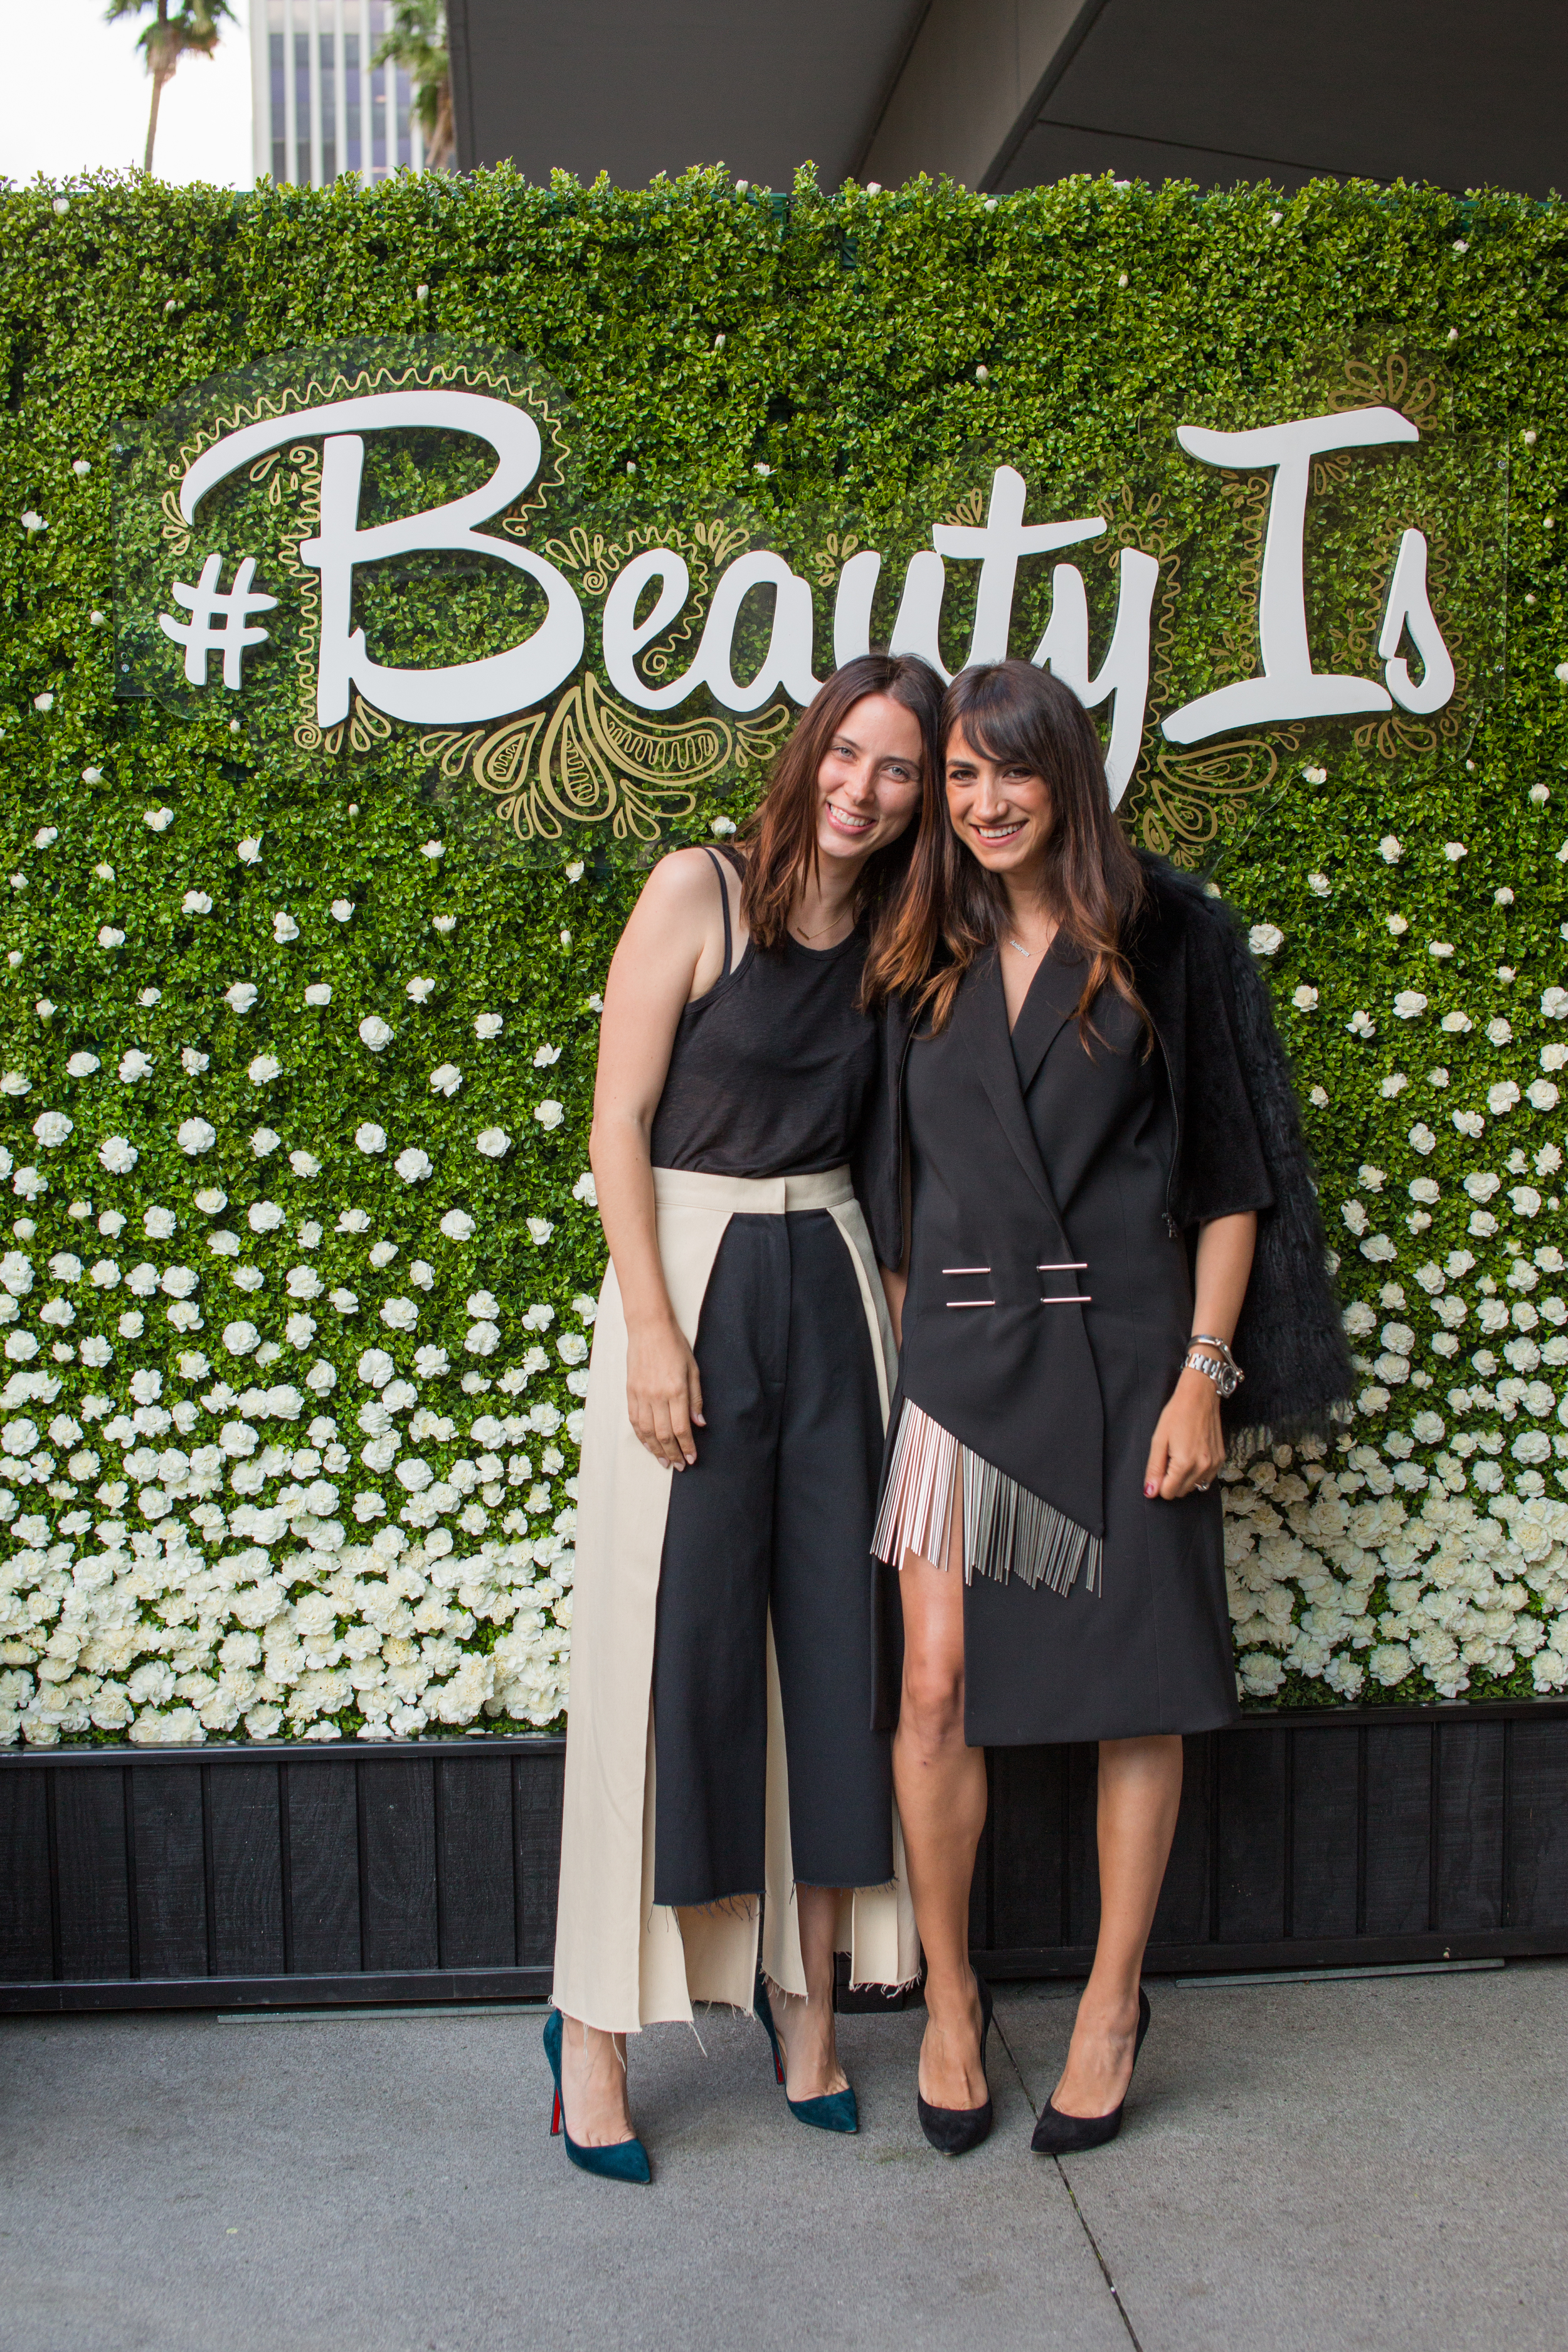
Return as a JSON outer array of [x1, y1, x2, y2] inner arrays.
[[735, 654, 945, 958], [864, 659, 1148, 1040]]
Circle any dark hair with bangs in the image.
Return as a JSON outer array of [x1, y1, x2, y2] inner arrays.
[[735, 653, 944, 963], [863, 659, 1148, 1040]]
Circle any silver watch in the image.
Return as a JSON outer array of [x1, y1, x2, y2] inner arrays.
[[1184, 1334, 1243, 1399]]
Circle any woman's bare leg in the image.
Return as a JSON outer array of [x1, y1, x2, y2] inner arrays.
[[766, 1883, 849, 2100], [557, 2016, 636, 2146], [1049, 1734, 1183, 2117], [893, 1508, 990, 2109]]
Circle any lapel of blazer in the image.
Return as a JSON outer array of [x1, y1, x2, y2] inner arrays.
[[957, 950, 1057, 1219], [1009, 941, 1084, 1098]]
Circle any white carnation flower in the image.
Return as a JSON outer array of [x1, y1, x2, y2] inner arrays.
[[1488, 1081, 1521, 1114], [534, 1099, 564, 1130], [368, 1240, 398, 1268], [66, 1052, 99, 1078], [177, 1118, 216, 1155], [1291, 985, 1318, 1012], [248, 1054, 282, 1085], [521, 1302, 554, 1330], [1392, 992, 1428, 1019], [1347, 1010, 1375, 1038], [526, 1217, 554, 1245], [558, 1332, 588, 1365], [358, 1016, 393, 1052], [474, 1014, 503, 1039], [1306, 872, 1330, 895], [181, 1047, 210, 1075], [468, 1289, 501, 1320], [98, 1136, 137, 1173], [1407, 1123, 1437, 1156], [413, 1345, 449, 1379], [1527, 1079, 1560, 1110], [355, 1123, 387, 1155], [429, 1063, 462, 1097], [432, 915, 456, 935], [285, 1313, 317, 1347], [1378, 836, 1402, 862], [183, 889, 213, 914], [439, 1209, 475, 1241], [32, 1111, 72, 1147], [304, 983, 332, 1007], [1443, 840, 1467, 861], [272, 912, 299, 943], [290, 1150, 322, 1177], [532, 1042, 563, 1066], [476, 1128, 511, 1158], [225, 982, 258, 1014], [194, 1189, 227, 1214], [572, 1170, 598, 1206], [1248, 923, 1283, 957], [223, 1320, 261, 1356], [251, 1128, 282, 1157], [406, 977, 436, 1004], [97, 926, 125, 949], [330, 899, 354, 923], [396, 1456, 433, 1491], [465, 1321, 500, 1355], [237, 837, 262, 864], [380, 1297, 419, 1332], [395, 1148, 433, 1184]]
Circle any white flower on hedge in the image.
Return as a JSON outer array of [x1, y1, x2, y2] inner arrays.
[[368, 1240, 398, 1268], [475, 1014, 502, 1039], [285, 1313, 317, 1347], [1407, 1123, 1437, 1155], [194, 1189, 226, 1216], [1488, 1081, 1521, 1114], [236, 837, 263, 865], [432, 915, 456, 935], [79, 1334, 113, 1366], [1385, 914, 1408, 936], [406, 977, 436, 1004], [223, 1321, 261, 1356], [1347, 1009, 1375, 1038], [534, 1100, 564, 1130], [521, 1302, 553, 1330], [396, 1456, 433, 1492], [413, 1345, 448, 1379], [476, 1127, 511, 1158], [355, 1123, 386, 1155], [248, 1054, 282, 1085], [572, 1170, 598, 1207], [1527, 1079, 1560, 1111], [97, 926, 125, 948], [1378, 836, 1402, 863], [1248, 923, 1283, 957], [33, 826, 57, 849], [558, 1332, 588, 1366], [1443, 840, 1467, 861], [465, 1321, 500, 1355], [1440, 1012, 1473, 1036], [380, 1297, 419, 1332], [302, 985, 332, 1012], [181, 1047, 210, 1076], [182, 889, 213, 915], [285, 1268, 323, 1303], [439, 1209, 474, 1241], [225, 982, 258, 1014], [429, 1063, 462, 1098], [1306, 872, 1330, 895], [290, 1150, 322, 1177], [31, 1112, 72, 1148], [98, 1136, 137, 1173], [358, 1016, 393, 1052], [251, 1128, 282, 1157], [1393, 991, 1428, 1019], [1291, 985, 1318, 1012], [409, 1258, 433, 1291], [395, 1148, 433, 1184], [1511, 1186, 1543, 1218], [4, 1330, 39, 1361], [527, 1217, 555, 1245]]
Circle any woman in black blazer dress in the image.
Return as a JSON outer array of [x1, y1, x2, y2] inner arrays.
[[862, 660, 1350, 2156]]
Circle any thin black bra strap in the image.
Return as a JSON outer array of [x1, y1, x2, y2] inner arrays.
[[702, 845, 736, 975]]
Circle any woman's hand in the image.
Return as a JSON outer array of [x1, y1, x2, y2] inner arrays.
[[626, 1314, 706, 1470], [1143, 1365, 1226, 1501]]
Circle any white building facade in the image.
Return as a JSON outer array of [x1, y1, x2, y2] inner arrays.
[[250, 0, 426, 188]]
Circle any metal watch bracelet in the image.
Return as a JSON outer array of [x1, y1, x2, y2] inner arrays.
[[1184, 1334, 1244, 1399]]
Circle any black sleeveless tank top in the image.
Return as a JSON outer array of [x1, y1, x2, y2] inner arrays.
[[649, 849, 878, 1179]]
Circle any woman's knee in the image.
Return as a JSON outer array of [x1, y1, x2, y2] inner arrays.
[[899, 1653, 966, 1746]]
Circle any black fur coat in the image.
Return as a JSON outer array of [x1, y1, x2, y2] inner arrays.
[[856, 852, 1353, 1448]]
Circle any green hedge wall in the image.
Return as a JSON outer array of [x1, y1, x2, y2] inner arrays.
[[1, 163, 1567, 1747]]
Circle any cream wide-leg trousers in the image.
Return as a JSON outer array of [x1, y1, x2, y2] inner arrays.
[[551, 1165, 919, 2034]]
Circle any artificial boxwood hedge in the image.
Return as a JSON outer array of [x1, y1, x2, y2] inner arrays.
[[1, 162, 1565, 1747]]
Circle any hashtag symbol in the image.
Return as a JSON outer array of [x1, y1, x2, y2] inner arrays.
[[158, 554, 278, 689]]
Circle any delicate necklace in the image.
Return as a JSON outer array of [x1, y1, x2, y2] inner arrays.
[[1007, 936, 1034, 958], [792, 911, 849, 942]]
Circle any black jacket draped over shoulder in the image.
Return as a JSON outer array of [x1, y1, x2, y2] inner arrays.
[[853, 852, 1353, 1452]]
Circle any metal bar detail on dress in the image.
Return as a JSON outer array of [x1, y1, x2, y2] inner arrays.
[[872, 1399, 1102, 1597]]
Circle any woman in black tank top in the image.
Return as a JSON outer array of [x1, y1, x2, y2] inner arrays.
[[548, 654, 943, 2181]]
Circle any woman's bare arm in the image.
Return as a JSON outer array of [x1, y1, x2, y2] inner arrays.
[[1142, 1210, 1257, 1502], [590, 850, 733, 1470]]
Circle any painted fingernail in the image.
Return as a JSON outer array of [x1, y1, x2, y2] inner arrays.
[[1144, 1483, 1158, 1498]]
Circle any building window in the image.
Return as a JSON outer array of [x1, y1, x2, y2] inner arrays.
[[320, 31, 336, 182], [294, 30, 312, 187], [395, 65, 411, 169], [346, 31, 361, 176], [269, 31, 286, 184]]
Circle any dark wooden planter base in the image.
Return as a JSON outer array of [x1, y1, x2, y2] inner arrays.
[[3, 1702, 1566, 2013]]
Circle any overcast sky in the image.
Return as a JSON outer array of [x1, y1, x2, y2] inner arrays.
[[5, 0, 254, 191]]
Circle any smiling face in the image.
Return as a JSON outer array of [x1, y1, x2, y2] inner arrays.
[[813, 692, 925, 871], [944, 723, 1055, 886]]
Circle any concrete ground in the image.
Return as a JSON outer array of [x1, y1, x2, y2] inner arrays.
[[1, 1962, 1563, 2352]]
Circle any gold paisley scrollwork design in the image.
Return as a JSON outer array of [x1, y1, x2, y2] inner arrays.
[[159, 487, 191, 556], [810, 531, 862, 588], [1135, 739, 1279, 864], [296, 692, 391, 758], [1331, 353, 1442, 438]]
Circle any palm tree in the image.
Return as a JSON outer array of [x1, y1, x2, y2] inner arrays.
[[374, 1, 453, 172], [106, 1, 237, 176]]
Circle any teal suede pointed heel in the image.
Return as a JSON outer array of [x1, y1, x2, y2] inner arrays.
[[755, 1972, 859, 2134], [543, 2008, 652, 2184]]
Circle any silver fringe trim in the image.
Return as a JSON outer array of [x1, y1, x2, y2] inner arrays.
[[872, 1398, 1102, 1598]]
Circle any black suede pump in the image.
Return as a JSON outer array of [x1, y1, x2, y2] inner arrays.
[[1030, 1986, 1151, 2156], [916, 1974, 994, 2156]]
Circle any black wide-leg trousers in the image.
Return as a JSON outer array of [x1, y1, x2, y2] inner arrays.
[[650, 1209, 893, 1908]]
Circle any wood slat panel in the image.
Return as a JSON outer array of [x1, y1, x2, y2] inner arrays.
[[435, 1754, 515, 1969], [360, 1759, 438, 1973], [1215, 1727, 1286, 1943], [209, 1762, 285, 1978], [514, 1747, 564, 1968], [988, 1746, 1066, 1952], [0, 1767, 52, 1981], [1508, 1719, 1568, 1927], [1290, 1725, 1360, 1940], [1435, 1722, 1505, 1933], [286, 1762, 361, 1974], [1364, 1725, 1432, 1935], [130, 1764, 208, 1979], [55, 1762, 132, 1981], [1150, 1734, 1211, 1946]]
